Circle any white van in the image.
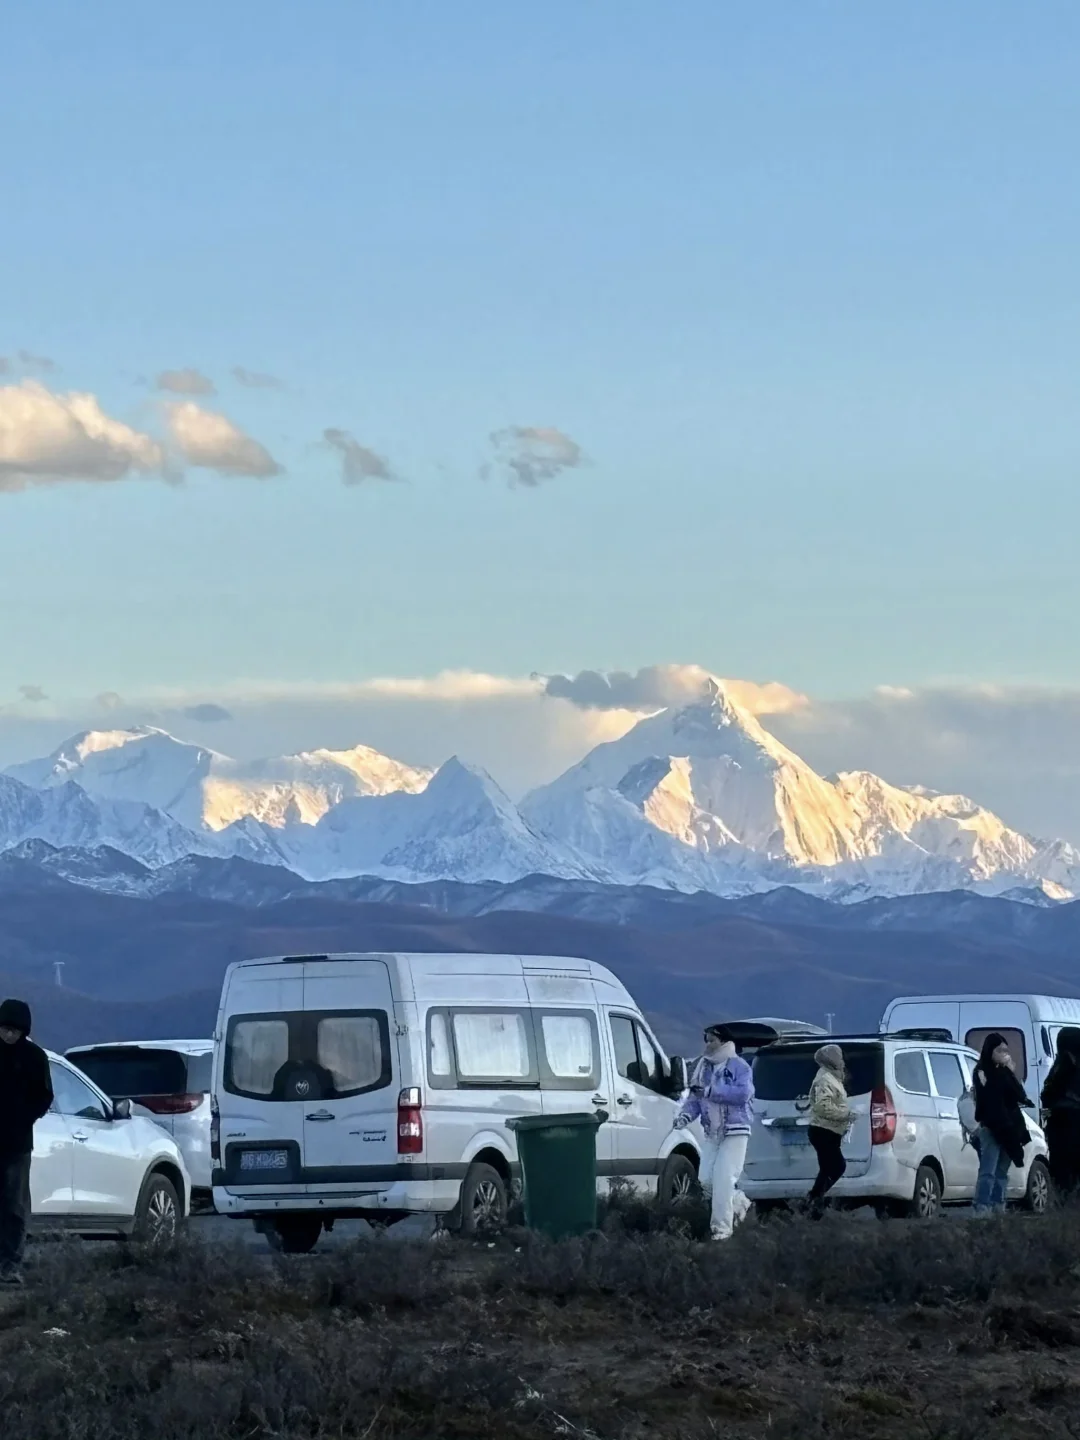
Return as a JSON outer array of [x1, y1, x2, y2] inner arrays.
[[211, 951, 697, 1252], [880, 995, 1080, 1108]]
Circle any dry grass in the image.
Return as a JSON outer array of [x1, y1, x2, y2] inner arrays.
[[3, 1200, 1080, 1437]]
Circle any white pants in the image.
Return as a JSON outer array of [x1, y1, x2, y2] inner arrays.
[[701, 1132, 750, 1239]]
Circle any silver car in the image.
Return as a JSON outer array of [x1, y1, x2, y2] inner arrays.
[[741, 1034, 1051, 1217]]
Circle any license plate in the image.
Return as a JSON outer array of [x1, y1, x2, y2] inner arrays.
[[240, 1149, 289, 1171], [781, 1128, 808, 1147]]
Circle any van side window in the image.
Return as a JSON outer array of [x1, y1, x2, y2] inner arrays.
[[450, 1011, 537, 1085], [893, 1051, 931, 1096], [611, 1016, 639, 1082], [965, 1027, 1027, 1082], [538, 1012, 599, 1089], [928, 1051, 966, 1100], [429, 1013, 453, 1078]]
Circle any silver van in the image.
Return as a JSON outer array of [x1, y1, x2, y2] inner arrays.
[[742, 1033, 1051, 1217]]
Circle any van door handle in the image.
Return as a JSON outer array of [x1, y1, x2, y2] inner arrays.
[[592, 1095, 608, 1107], [306, 1110, 334, 1122], [71, 1132, 89, 1142], [616, 1095, 633, 1107]]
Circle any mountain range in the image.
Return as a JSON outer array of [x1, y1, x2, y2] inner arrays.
[[3, 679, 1079, 901]]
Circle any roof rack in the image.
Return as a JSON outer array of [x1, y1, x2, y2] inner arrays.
[[762, 1028, 955, 1046]]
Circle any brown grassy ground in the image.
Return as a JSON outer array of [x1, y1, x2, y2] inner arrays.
[[3, 1199, 1080, 1438]]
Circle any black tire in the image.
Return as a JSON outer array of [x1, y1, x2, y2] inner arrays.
[[1022, 1157, 1051, 1214], [266, 1215, 323, 1254], [456, 1163, 508, 1236], [133, 1173, 182, 1244], [658, 1153, 698, 1207], [909, 1164, 942, 1219]]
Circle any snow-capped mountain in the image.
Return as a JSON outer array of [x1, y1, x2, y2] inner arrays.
[[4, 683, 1080, 901], [277, 756, 590, 884], [6, 727, 432, 832]]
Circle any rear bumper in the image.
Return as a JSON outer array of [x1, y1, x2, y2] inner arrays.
[[743, 1153, 912, 1203], [212, 1178, 456, 1217]]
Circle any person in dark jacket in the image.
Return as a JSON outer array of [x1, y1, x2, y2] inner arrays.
[[972, 1032, 1032, 1215], [1041, 1027, 1080, 1200], [0, 999, 54, 1283]]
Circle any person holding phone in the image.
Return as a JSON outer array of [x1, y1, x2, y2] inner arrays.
[[972, 1032, 1032, 1215], [673, 1024, 754, 1240]]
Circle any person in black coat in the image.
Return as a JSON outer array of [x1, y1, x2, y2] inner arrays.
[[1042, 1027, 1080, 1200], [972, 1031, 1032, 1215], [0, 999, 54, 1283]]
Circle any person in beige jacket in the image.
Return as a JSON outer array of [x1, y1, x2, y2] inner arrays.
[[806, 1044, 856, 1215]]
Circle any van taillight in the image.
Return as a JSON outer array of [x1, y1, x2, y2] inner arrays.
[[210, 1095, 220, 1163], [397, 1087, 423, 1155], [870, 1085, 897, 1145]]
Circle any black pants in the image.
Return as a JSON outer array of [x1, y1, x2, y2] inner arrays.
[[0, 1154, 31, 1271], [808, 1126, 847, 1205], [1046, 1110, 1080, 1199]]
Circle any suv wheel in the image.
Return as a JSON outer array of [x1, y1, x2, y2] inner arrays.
[[133, 1174, 181, 1244], [658, 1154, 698, 1207], [456, 1163, 508, 1236], [910, 1164, 942, 1219], [267, 1215, 323, 1254], [1022, 1157, 1051, 1214]]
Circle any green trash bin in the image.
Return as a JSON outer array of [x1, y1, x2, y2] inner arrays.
[[506, 1112, 606, 1239]]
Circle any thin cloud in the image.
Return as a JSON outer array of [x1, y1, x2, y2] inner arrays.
[[0, 380, 164, 492], [181, 702, 234, 723], [96, 691, 124, 711], [541, 665, 808, 717], [486, 425, 585, 488], [156, 368, 216, 396], [18, 685, 48, 704], [166, 401, 282, 478], [18, 350, 56, 372], [233, 367, 284, 390], [0, 358, 9, 375], [323, 428, 401, 485]]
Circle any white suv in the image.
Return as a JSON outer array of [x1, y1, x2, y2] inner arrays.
[[66, 1040, 213, 1207], [742, 1034, 1051, 1217], [30, 1053, 191, 1241]]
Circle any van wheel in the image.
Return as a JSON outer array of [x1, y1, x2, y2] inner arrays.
[[1022, 1158, 1051, 1214], [909, 1165, 942, 1219], [133, 1174, 181, 1245], [658, 1154, 698, 1207], [267, 1215, 323, 1254], [456, 1163, 507, 1236]]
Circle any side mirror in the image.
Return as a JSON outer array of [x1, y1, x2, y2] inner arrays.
[[113, 1098, 133, 1121], [668, 1056, 688, 1097]]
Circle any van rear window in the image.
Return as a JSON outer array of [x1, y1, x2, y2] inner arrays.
[[224, 1011, 391, 1101], [753, 1044, 883, 1100]]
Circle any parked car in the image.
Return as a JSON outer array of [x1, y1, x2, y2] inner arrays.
[[65, 1040, 213, 1207], [742, 1032, 1052, 1217], [881, 994, 1080, 1109], [212, 951, 695, 1253], [31, 1052, 190, 1240]]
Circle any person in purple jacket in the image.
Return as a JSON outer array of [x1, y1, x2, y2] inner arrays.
[[673, 1023, 755, 1240]]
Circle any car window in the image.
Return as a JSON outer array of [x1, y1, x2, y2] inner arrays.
[[893, 1050, 932, 1096], [753, 1044, 883, 1100], [50, 1063, 109, 1122], [538, 1012, 599, 1087], [67, 1046, 187, 1098], [428, 1012, 453, 1078], [610, 1016, 639, 1081], [452, 1011, 532, 1081], [634, 1023, 666, 1093], [928, 1051, 966, 1100], [965, 1027, 1028, 1082], [316, 1016, 383, 1094], [228, 1019, 290, 1097], [185, 1052, 213, 1092]]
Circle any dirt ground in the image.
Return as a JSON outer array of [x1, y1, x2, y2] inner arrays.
[[3, 1202, 1080, 1438]]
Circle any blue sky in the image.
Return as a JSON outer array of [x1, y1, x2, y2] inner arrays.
[[2, 2, 1079, 735]]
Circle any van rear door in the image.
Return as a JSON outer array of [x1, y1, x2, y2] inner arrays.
[[218, 965, 306, 1195], [300, 961, 399, 1194], [745, 1043, 880, 1183]]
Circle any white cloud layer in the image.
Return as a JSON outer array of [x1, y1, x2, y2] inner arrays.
[[165, 401, 282, 477], [1, 669, 1079, 842], [0, 380, 164, 491]]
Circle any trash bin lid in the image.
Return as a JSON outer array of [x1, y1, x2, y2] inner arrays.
[[506, 1112, 604, 1132]]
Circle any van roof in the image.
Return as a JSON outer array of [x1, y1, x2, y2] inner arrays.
[[226, 951, 630, 993], [886, 994, 1080, 1016]]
